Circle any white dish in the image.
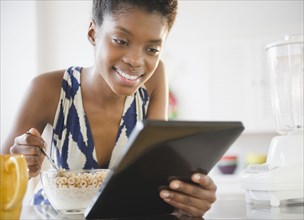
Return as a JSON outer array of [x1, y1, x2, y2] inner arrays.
[[40, 169, 108, 214]]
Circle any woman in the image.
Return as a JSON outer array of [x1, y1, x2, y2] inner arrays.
[[2, 0, 216, 217]]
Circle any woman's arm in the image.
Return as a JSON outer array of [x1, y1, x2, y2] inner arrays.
[[1, 70, 63, 177]]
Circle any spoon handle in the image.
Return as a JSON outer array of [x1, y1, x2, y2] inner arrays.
[[25, 131, 59, 170], [40, 148, 59, 171]]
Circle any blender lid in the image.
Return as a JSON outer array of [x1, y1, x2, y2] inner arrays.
[[265, 34, 303, 51]]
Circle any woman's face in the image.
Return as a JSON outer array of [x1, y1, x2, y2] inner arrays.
[[92, 7, 168, 96]]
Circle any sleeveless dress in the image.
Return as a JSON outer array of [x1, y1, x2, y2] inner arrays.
[[33, 66, 149, 204]]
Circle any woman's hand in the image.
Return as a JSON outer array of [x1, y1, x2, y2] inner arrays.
[[9, 128, 46, 178], [160, 173, 217, 218]]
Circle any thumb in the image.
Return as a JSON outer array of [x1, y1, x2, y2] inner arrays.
[[27, 128, 41, 137], [27, 128, 46, 150]]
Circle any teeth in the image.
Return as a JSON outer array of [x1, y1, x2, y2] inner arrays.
[[115, 68, 142, 80]]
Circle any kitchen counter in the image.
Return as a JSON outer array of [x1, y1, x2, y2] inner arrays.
[[20, 197, 304, 219], [204, 199, 304, 219]]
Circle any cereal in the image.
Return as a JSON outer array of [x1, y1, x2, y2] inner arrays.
[[92, 178, 98, 187], [54, 170, 108, 189], [67, 176, 76, 185], [60, 176, 68, 185]]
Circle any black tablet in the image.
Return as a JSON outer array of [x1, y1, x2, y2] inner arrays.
[[85, 120, 244, 219]]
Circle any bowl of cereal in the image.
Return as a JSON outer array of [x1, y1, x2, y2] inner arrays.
[[40, 169, 109, 214]]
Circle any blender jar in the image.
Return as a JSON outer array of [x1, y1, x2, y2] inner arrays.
[[266, 35, 303, 135]]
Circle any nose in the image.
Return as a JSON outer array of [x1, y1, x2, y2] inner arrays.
[[122, 48, 144, 68]]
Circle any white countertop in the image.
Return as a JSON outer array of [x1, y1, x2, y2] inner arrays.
[[20, 197, 304, 220], [19, 173, 304, 219], [19, 171, 304, 219]]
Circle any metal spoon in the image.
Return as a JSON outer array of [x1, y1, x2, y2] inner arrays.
[[40, 148, 60, 171], [25, 131, 59, 171]]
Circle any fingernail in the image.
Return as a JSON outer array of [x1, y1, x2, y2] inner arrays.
[[193, 174, 201, 181], [171, 181, 180, 189], [161, 190, 170, 198]]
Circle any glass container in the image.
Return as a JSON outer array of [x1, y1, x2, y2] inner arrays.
[[266, 35, 303, 134]]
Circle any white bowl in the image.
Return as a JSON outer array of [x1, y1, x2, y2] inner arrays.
[[40, 169, 109, 214]]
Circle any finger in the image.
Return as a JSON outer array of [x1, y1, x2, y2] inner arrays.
[[160, 187, 212, 213], [161, 176, 216, 216], [191, 174, 217, 203], [20, 154, 42, 178], [11, 136, 45, 176], [26, 155, 42, 178], [11, 146, 43, 170], [14, 132, 45, 150], [10, 143, 42, 156], [192, 174, 217, 192], [160, 190, 205, 217], [28, 164, 41, 178], [27, 129, 47, 150], [27, 127, 41, 137], [168, 179, 216, 203], [10, 144, 45, 171], [24, 154, 41, 166]]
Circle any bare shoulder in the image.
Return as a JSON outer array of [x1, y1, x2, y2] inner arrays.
[[145, 60, 166, 97], [144, 60, 169, 120], [31, 69, 65, 92], [29, 70, 65, 119]]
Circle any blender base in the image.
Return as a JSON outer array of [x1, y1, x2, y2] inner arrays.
[[245, 189, 304, 207], [243, 178, 304, 207], [240, 133, 304, 207]]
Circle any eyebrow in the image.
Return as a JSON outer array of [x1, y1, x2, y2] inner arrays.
[[115, 26, 163, 44]]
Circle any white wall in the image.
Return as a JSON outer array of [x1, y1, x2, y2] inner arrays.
[[1, 1, 38, 144], [35, 1, 93, 73], [0, 1, 93, 145], [163, 1, 303, 133]]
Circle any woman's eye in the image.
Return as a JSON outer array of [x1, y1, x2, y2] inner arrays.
[[112, 38, 128, 46], [146, 48, 160, 55]]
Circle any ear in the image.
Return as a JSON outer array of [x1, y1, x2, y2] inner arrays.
[[88, 20, 96, 46]]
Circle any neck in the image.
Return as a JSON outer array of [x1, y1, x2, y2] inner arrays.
[[82, 66, 125, 107]]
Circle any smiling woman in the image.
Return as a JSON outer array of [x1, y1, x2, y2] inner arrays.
[[1, 0, 218, 218]]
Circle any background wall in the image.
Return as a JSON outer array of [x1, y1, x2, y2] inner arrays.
[[1, 1, 93, 145], [2, 0, 303, 138], [1, 1, 38, 143], [163, 1, 303, 133], [1, 0, 303, 200]]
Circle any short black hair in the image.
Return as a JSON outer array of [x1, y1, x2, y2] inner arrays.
[[92, 0, 178, 31]]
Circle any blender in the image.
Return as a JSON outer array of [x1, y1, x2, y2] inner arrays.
[[240, 35, 304, 207]]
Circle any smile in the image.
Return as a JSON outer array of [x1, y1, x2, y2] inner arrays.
[[114, 67, 143, 81]]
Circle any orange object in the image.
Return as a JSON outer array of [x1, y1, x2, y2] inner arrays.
[[0, 154, 28, 219]]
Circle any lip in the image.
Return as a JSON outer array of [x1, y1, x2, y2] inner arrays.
[[113, 67, 144, 82]]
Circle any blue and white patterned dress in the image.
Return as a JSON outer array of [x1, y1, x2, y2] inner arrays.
[[33, 66, 149, 204]]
